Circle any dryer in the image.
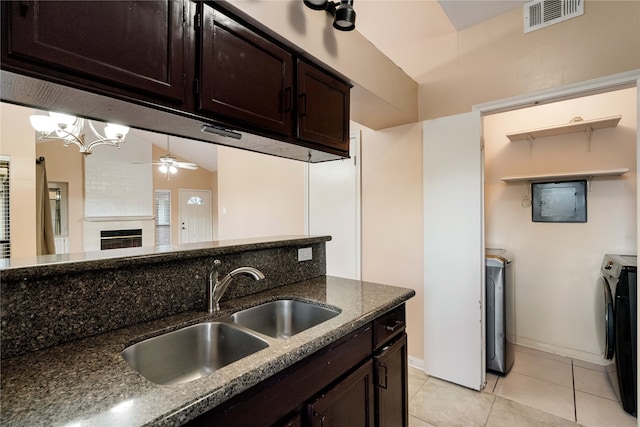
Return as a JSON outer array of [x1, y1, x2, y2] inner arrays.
[[486, 249, 515, 375], [599, 254, 637, 417]]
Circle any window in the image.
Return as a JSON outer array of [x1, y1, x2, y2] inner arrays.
[[48, 182, 69, 236], [155, 190, 171, 246], [187, 196, 204, 205], [0, 156, 10, 259]]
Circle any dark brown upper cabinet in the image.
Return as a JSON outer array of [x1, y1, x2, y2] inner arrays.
[[1, 0, 351, 160], [2, 0, 186, 105], [297, 60, 351, 153], [198, 3, 294, 137]]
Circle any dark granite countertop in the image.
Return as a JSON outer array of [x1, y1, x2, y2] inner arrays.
[[1, 276, 415, 426]]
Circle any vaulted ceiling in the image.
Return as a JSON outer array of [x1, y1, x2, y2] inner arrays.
[[355, 0, 526, 81]]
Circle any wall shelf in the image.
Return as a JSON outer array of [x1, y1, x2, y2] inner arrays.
[[506, 115, 622, 142], [501, 168, 629, 183]]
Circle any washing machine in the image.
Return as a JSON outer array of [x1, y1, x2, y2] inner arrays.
[[486, 248, 515, 375], [598, 254, 637, 416]]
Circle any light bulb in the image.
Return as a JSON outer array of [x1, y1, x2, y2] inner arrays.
[[104, 124, 129, 140], [29, 115, 56, 133], [49, 112, 77, 128], [169, 165, 177, 174], [159, 164, 168, 174]]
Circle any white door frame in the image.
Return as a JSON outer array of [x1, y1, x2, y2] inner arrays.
[[304, 130, 362, 279], [473, 70, 640, 115]]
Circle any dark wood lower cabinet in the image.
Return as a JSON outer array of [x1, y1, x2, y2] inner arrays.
[[375, 334, 408, 427], [185, 305, 407, 427], [308, 360, 374, 427]]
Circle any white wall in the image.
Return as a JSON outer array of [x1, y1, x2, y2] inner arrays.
[[0, 103, 36, 258], [359, 121, 425, 360], [216, 146, 305, 240], [484, 87, 637, 364], [84, 130, 153, 217]]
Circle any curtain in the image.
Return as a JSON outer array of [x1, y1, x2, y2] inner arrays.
[[36, 157, 55, 255]]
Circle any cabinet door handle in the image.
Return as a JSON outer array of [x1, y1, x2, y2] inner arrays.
[[283, 87, 292, 112], [385, 320, 404, 332], [378, 363, 388, 389], [299, 93, 307, 117], [312, 411, 326, 427]]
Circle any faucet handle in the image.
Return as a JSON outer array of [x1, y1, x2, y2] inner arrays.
[[213, 259, 222, 268]]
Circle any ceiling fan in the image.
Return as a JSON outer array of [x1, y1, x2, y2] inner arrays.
[[134, 136, 198, 175]]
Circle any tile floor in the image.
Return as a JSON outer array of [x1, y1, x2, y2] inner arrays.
[[409, 346, 637, 426]]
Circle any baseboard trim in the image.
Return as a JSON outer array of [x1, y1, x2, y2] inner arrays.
[[408, 355, 425, 371], [515, 337, 609, 366]]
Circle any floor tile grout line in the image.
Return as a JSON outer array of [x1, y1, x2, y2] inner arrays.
[[508, 369, 575, 390], [571, 359, 578, 422]]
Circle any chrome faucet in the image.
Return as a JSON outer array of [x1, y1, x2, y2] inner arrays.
[[207, 260, 265, 314]]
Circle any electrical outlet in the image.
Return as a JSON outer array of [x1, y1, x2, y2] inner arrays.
[[298, 247, 312, 262]]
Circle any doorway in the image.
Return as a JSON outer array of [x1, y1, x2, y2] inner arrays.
[[179, 189, 213, 244], [422, 70, 640, 391]]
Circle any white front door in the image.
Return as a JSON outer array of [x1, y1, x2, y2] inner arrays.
[[179, 189, 212, 244], [423, 111, 485, 390], [308, 132, 361, 280]]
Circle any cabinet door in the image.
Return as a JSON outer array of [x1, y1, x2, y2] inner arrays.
[[308, 360, 374, 427], [375, 334, 408, 427], [277, 413, 302, 427], [297, 60, 350, 153], [3, 1, 186, 104], [199, 3, 293, 136]]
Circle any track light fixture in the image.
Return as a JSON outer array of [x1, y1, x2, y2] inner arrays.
[[303, 0, 356, 31]]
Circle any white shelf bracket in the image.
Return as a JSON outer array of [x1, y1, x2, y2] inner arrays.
[[587, 176, 594, 192], [527, 135, 534, 157], [585, 126, 593, 152], [521, 180, 532, 208]]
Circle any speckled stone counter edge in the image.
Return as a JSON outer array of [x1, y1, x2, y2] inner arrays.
[[0, 235, 331, 280], [1, 235, 330, 359]]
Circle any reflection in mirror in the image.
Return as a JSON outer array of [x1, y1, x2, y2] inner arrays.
[[0, 155, 10, 258], [0, 101, 306, 265]]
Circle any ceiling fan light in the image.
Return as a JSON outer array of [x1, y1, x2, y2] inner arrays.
[[159, 164, 168, 174], [169, 165, 178, 174]]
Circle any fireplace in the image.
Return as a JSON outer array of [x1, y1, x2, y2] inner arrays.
[[100, 229, 143, 250], [84, 216, 154, 252]]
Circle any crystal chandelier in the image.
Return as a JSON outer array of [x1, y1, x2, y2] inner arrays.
[[29, 112, 130, 155]]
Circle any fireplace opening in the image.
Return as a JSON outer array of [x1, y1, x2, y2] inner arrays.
[[100, 229, 142, 250]]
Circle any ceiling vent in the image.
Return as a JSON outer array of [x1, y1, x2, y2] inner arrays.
[[524, 0, 584, 33]]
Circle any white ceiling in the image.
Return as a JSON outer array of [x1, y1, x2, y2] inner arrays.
[[135, 1, 528, 169]]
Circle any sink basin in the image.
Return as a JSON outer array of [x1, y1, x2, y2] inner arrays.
[[121, 322, 268, 385], [230, 299, 340, 339]]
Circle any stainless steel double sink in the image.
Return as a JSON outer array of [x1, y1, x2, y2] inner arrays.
[[121, 299, 340, 385]]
